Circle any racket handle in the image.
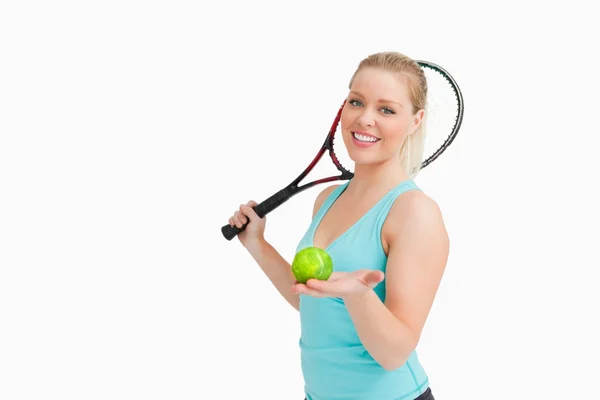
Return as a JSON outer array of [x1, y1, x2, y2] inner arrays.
[[221, 186, 293, 241]]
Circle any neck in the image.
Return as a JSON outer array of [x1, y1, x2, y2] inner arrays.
[[346, 158, 410, 195]]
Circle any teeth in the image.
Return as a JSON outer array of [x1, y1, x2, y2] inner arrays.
[[353, 132, 378, 142]]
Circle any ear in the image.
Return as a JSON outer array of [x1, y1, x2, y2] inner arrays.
[[409, 109, 425, 135]]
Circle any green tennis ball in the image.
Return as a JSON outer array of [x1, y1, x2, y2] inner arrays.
[[292, 247, 333, 284]]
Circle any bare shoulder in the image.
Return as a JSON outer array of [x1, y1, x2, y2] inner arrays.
[[312, 184, 341, 218], [382, 189, 448, 252]]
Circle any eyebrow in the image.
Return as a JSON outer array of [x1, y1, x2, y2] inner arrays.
[[349, 91, 404, 108]]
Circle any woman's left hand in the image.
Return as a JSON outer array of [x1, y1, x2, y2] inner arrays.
[[292, 269, 384, 299]]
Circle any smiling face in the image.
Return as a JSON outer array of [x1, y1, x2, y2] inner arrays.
[[341, 67, 424, 167]]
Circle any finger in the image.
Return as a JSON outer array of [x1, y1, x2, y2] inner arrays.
[[292, 282, 309, 294], [232, 212, 240, 228], [364, 270, 385, 287], [233, 212, 246, 228], [241, 202, 260, 222], [292, 283, 326, 298], [236, 208, 249, 224]]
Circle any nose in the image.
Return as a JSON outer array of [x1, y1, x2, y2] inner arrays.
[[357, 107, 375, 127]]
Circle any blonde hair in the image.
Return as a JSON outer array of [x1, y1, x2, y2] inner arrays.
[[348, 52, 428, 179]]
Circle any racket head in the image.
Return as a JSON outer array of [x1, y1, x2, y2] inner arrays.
[[323, 101, 354, 181], [416, 60, 464, 169]]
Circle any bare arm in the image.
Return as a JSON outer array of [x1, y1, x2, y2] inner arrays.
[[343, 193, 449, 370], [244, 239, 300, 311], [239, 185, 340, 311]]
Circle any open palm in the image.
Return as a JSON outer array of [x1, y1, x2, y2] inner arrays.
[[292, 269, 384, 299]]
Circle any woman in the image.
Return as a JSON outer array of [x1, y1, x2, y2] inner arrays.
[[228, 51, 449, 400]]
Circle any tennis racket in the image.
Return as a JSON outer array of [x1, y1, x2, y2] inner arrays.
[[221, 60, 464, 241]]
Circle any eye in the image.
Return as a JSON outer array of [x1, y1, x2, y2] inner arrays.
[[349, 99, 363, 107], [381, 107, 395, 115]]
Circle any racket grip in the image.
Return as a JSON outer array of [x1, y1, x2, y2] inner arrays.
[[221, 222, 246, 241], [221, 186, 293, 241]]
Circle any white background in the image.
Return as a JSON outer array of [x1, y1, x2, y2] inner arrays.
[[1, 1, 599, 399]]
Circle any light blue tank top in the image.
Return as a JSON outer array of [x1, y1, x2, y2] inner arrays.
[[296, 179, 430, 400]]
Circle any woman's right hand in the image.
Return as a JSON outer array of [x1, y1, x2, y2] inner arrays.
[[228, 200, 266, 248]]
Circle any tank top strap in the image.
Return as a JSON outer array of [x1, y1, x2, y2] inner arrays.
[[308, 182, 350, 233], [373, 179, 421, 230], [313, 182, 349, 221]]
